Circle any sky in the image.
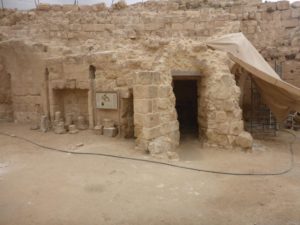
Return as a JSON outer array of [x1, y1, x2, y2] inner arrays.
[[1, 0, 298, 10]]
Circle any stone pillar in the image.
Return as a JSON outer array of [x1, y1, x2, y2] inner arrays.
[[197, 52, 253, 149], [133, 71, 179, 158]]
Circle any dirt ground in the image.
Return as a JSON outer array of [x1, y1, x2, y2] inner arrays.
[[0, 122, 300, 225]]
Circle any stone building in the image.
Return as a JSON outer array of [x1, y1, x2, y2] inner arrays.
[[0, 0, 299, 158]]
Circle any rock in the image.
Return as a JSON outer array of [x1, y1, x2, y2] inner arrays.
[[103, 127, 118, 137], [77, 116, 88, 130], [102, 118, 114, 128], [76, 143, 84, 148], [68, 125, 79, 134], [148, 136, 173, 157], [292, 1, 300, 8], [54, 121, 66, 134], [40, 115, 49, 133], [235, 131, 253, 149], [94, 125, 103, 135], [167, 151, 179, 161]]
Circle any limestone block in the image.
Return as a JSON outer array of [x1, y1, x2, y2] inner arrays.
[[136, 71, 153, 85], [283, 19, 299, 28], [83, 24, 105, 32], [79, 5, 92, 12], [158, 86, 171, 98], [103, 127, 118, 137], [235, 131, 253, 149], [229, 121, 244, 135], [206, 130, 229, 147], [292, 8, 300, 17], [91, 3, 107, 11], [160, 121, 179, 135], [135, 113, 160, 128], [69, 125, 79, 134], [172, 23, 184, 30], [281, 9, 292, 19], [134, 99, 152, 114], [141, 126, 161, 139], [102, 118, 114, 128], [62, 5, 79, 12], [77, 116, 88, 130], [51, 80, 65, 89], [40, 115, 49, 133], [157, 98, 171, 111], [65, 79, 76, 89], [37, 4, 51, 11], [148, 136, 172, 156], [54, 121, 66, 134], [133, 86, 158, 99], [277, 1, 290, 10], [215, 111, 227, 123], [116, 78, 127, 87], [292, 1, 300, 8], [215, 122, 230, 135]]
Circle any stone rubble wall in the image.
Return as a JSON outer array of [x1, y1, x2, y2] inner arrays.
[[0, 0, 299, 153]]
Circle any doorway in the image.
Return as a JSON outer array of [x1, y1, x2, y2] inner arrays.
[[173, 79, 199, 139]]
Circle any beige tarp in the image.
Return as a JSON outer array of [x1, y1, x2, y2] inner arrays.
[[206, 32, 300, 121]]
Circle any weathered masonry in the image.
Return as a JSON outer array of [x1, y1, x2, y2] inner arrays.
[[0, 0, 299, 158]]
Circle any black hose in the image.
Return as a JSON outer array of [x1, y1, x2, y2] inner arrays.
[[0, 130, 296, 176]]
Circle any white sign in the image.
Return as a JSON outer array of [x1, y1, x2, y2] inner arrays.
[[96, 92, 118, 109]]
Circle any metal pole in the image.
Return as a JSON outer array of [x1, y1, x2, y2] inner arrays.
[[1, 0, 4, 9]]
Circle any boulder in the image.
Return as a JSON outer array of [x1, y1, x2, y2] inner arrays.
[[235, 131, 253, 149]]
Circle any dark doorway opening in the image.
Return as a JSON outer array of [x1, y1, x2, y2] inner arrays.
[[173, 79, 199, 139]]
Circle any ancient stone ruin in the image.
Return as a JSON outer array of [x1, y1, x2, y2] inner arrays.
[[0, 0, 299, 158]]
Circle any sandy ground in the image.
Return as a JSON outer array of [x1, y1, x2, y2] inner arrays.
[[0, 122, 300, 225]]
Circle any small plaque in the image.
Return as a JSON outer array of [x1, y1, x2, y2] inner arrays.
[[96, 92, 118, 109]]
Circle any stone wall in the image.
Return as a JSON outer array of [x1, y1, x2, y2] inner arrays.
[[0, 58, 12, 121], [0, 0, 299, 153]]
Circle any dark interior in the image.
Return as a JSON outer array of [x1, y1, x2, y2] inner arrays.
[[173, 79, 198, 138]]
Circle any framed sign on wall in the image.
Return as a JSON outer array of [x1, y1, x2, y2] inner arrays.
[[95, 92, 118, 109]]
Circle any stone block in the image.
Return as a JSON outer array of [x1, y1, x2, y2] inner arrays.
[[133, 86, 158, 99], [141, 126, 161, 139], [37, 4, 51, 11], [277, 1, 290, 10], [51, 80, 65, 89], [148, 136, 173, 156], [215, 111, 227, 123], [160, 121, 179, 135], [292, 8, 300, 17], [283, 19, 299, 28], [94, 125, 103, 135], [229, 121, 244, 135], [103, 127, 118, 137], [102, 118, 114, 128], [134, 99, 152, 114], [116, 78, 127, 87], [235, 131, 253, 149], [215, 122, 230, 135], [135, 113, 160, 128], [292, 1, 300, 8], [158, 86, 171, 98], [136, 71, 153, 85], [62, 4, 79, 12]]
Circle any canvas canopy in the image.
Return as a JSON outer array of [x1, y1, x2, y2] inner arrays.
[[206, 32, 300, 121]]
